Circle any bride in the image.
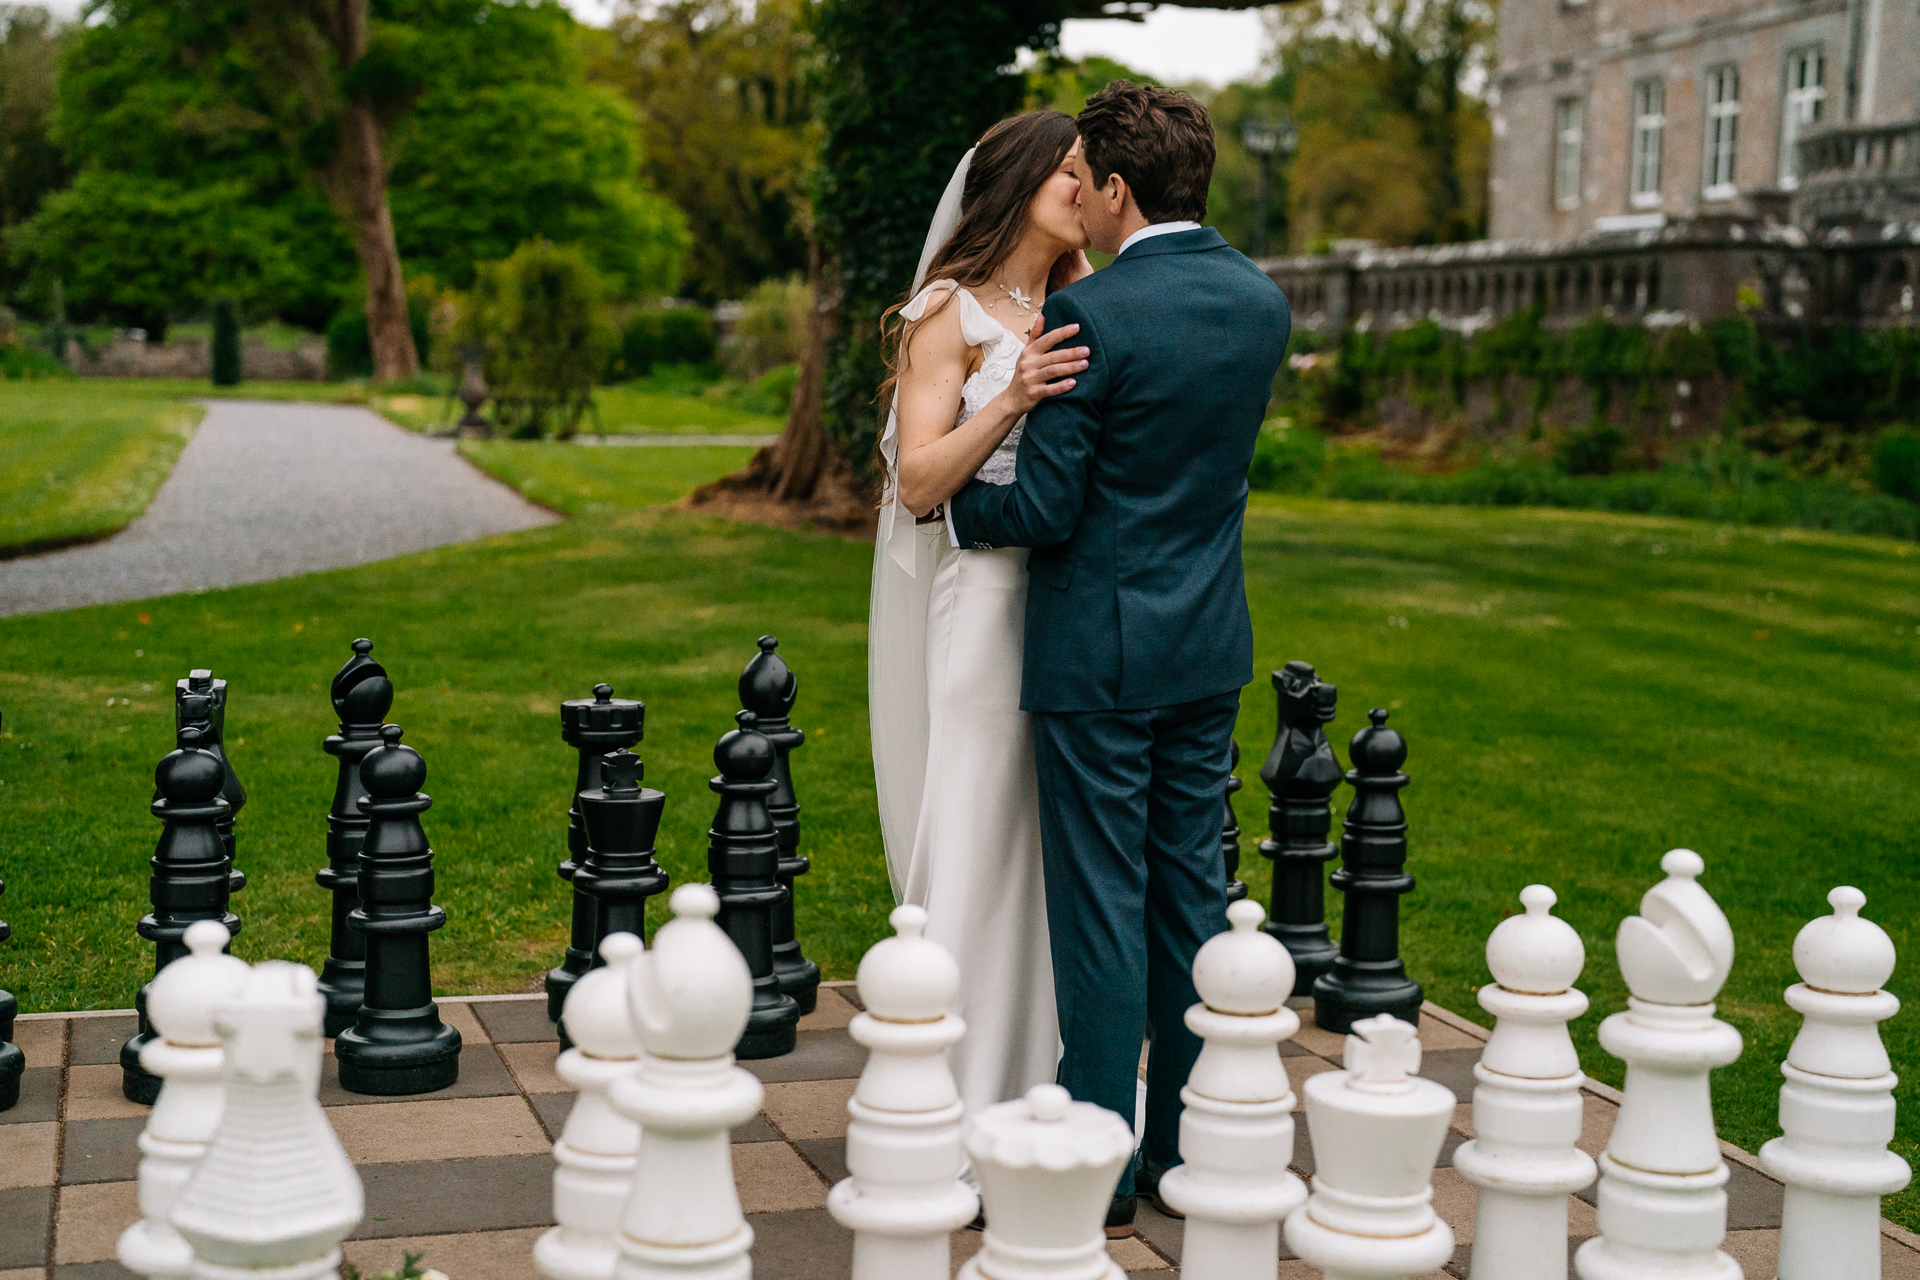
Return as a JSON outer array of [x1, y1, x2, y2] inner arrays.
[[868, 110, 1095, 1120]]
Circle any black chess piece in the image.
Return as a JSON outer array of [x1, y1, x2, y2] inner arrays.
[[738, 636, 821, 1015], [574, 748, 669, 967], [708, 710, 800, 1059], [1258, 661, 1344, 996], [317, 639, 394, 1036], [121, 712, 241, 1103], [1312, 708, 1423, 1033], [1222, 740, 1249, 903], [335, 725, 462, 1095], [0, 874, 22, 1113], [547, 684, 643, 1023], [174, 671, 246, 896]]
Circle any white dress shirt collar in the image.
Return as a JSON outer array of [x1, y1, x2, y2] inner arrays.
[[1116, 220, 1203, 258]]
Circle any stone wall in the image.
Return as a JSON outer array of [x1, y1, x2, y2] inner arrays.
[[71, 335, 328, 381]]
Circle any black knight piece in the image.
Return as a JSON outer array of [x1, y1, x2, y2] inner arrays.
[[1222, 739, 1249, 903], [1258, 661, 1344, 996], [0, 872, 22, 1112], [738, 636, 820, 1015], [335, 725, 462, 1095], [708, 710, 800, 1059], [317, 639, 394, 1036], [1312, 708, 1424, 1033], [574, 748, 669, 961], [546, 684, 643, 1022], [175, 671, 246, 896]]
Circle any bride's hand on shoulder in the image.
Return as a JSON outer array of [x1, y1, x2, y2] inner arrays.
[[1003, 320, 1088, 416]]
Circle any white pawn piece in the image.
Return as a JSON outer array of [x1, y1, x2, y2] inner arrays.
[[1455, 884, 1598, 1280], [828, 905, 977, 1280], [1760, 887, 1909, 1280], [537, 932, 647, 1280], [1158, 899, 1307, 1279], [1285, 1015, 1455, 1279], [611, 884, 763, 1280], [959, 1083, 1134, 1280], [1575, 849, 1743, 1280], [118, 921, 252, 1280], [170, 961, 364, 1280]]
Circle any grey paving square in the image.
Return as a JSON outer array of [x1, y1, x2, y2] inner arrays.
[[747, 1209, 852, 1280], [471, 999, 557, 1044], [353, 1155, 554, 1239], [530, 1091, 573, 1142], [736, 1115, 780, 1144], [53, 1264, 139, 1280], [62, 1116, 147, 1185], [742, 1030, 866, 1084], [0, 1184, 53, 1268], [792, 1136, 847, 1185], [1416, 1047, 1483, 1102], [1133, 1199, 1183, 1263], [1726, 1159, 1785, 1230], [0, 1066, 62, 1124], [68, 1017, 138, 1068], [1435, 1127, 1469, 1168], [317, 1042, 516, 1107]]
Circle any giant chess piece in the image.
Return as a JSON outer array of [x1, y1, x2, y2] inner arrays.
[[828, 905, 978, 1280], [1454, 885, 1597, 1280], [317, 638, 394, 1037], [1313, 708, 1422, 1033], [610, 884, 763, 1280], [1221, 741, 1248, 903], [1760, 887, 1909, 1280], [1258, 661, 1342, 996], [1159, 899, 1308, 1279], [537, 932, 645, 1280], [707, 710, 800, 1059], [170, 961, 364, 1280], [1285, 1014, 1455, 1280], [123, 713, 241, 1105], [1575, 850, 1742, 1280], [0, 873, 24, 1113], [575, 750, 669, 959], [334, 725, 462, 1096], [118, 920, 250, 1280], [549, 684, 644, 1023], [739, 636, 822, 1015], [176, 671, 246, 896]]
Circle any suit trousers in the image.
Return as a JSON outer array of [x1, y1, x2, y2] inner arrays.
[[1030, 689, 1238, 1196]]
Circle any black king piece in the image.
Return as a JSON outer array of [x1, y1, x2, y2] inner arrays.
[[547, 684, 643, 1022], [1312, 708, 1423, 1033], [574, 748, 669, 958], [738, 636, 820, 1015], [335, 725, 462, 1095], [1258, 661, 1344, 996], [0, 871, 23, 1113], [1222, 740, 1249, 903], [175, 670, 246, 895], [709, 710, 800, 1058], [317, 639, 394, 1036]]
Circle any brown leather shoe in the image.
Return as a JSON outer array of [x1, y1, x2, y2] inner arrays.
[[1104, 1193, 1137, 1238], [1138, 1158, 1185, 1220]]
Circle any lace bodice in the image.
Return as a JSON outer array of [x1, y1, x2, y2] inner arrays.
[[902, 280, 1026, 485]]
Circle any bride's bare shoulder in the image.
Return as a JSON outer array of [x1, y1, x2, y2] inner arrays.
[[897, 286, 976, 370]]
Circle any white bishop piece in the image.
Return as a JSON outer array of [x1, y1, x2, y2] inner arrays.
[[118, 920, 252, 1280], [1759, 887, 1909, 1280], [1454, 884, 1597, 1280], [1575, 850, 1743, 1280], [538, 932, 647, 1280], [1285, 1014, 1456, 1280], [611, 884, 762, 1280], [827, 905, 978, 1280], [1157, 899, 1307, 1279]]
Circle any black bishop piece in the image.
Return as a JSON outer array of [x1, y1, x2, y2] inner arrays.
[[708, 710, 800, 1059], [0, 868, 22, 1113], [317, 639, 394, 1036], [1222, 740, 1249, 903], [335, 725, 462, 1095], [547, 684, 643, 1022], [176, 670, 246, 896], [574, 748, 669, 963], [1258, 661, 1344, 996], [738, 636, 820, 1015]]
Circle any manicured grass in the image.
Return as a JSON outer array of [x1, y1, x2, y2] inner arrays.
[[459, 440, 758, 515]]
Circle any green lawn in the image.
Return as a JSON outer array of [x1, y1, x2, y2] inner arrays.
[[363, 382, 784, 437]]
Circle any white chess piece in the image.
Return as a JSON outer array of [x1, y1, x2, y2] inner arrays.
[[169, 961, 364, 1280], [1455, 884, 1597, 1279], [828, 905, 978, 1280], [1157, 899, 1307, 1279], [537, 932, 647, 1280], [612, 884, 762, 1280], [1284, 1014, 1455, 1280], [118, 920, 252, 1280], [1575, 849, 1743, 1280], [1759, 887, 1909, 1280], [959, 1083, 1135, 1280]]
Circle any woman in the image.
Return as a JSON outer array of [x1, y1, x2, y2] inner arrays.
[[868, 109, 1096, 1121]]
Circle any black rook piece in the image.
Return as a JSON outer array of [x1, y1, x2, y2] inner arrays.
[[0, 875, 22, 1112], [1312, 708, 1423, 1033], [317, 639, 394, 1036], [738, 636, 820, 1015], [547, 684, 643, 1022], [1258, 661, 1344, 996], [708, 710, 800, 1059], [175, 671, 246, 896], [335, 725, 461, 1095], [1222, 740, 1248, 903], [575, 749, 669, 960], [122, 713, 241, 1103]]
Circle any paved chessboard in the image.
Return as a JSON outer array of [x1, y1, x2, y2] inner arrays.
[[4, 987, 1916, 1280]]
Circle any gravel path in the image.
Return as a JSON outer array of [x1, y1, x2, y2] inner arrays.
[[0, 400, 559, 618]]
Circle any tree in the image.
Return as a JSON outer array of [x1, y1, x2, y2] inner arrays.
[[0, 6, 68, 234], [460, 239, 613, 438]]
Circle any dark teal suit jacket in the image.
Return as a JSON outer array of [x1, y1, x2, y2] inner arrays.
[[947, 227, 1291, 713]]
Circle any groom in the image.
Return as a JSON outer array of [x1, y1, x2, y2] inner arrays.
[[947, 82, 1291, 1230]]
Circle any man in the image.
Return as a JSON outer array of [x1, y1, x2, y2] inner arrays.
[[947, 81, 1292, 1234]]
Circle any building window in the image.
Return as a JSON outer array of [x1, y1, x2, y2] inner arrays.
[[1779, 47, 1825, 188], [1703, 64, 1740, 199], [1554, 97, 1585, 210], [1631, 78, 1665, 207]]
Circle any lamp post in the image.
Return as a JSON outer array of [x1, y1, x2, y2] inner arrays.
[[1242, 118, 1298, 259]]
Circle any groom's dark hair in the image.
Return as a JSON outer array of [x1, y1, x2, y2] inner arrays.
[[1076, 82, 1215, 224]]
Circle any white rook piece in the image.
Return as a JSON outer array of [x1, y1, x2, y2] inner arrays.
[[1759, 886, 1909, 1280], [827, 905, 977, 1280], [119, 920, 251, 1280], [1575, 849, 1742, 1280], [1454, 884, 1597, 1280], [169, 961, 364, 1280], [537, 932, 646, 1280], [612, 884, 762, 1280], [959, 1083, 1135, 1280], [1158, 899, 1307, 1279], [1285, 1014, 1454, 1280]]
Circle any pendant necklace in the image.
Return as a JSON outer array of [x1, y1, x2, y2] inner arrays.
[[992, 280, 1035, 313]]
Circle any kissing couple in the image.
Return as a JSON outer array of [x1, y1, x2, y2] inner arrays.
[[868, 82, 1292, 1236]]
